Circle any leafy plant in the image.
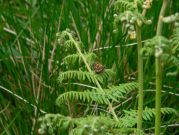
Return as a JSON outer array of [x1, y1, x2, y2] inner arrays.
[[1, 0, 179, 134], [38, 30, 138, 134], [38, 30, 178, 135]]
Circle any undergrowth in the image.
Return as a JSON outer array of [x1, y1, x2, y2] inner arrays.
[[38, 29, 178, 135], [0, 0, 179, 135]]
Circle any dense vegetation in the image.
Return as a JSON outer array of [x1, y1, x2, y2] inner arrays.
[[0, 0, 179, 134]]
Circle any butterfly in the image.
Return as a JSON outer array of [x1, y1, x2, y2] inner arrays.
[[92, 62, 105, 73]]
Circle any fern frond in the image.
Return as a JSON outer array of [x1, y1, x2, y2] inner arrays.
[[58, 69, 115, 85], [39, 113, 133, 134], [99, 82, 138, 102], [58, 70, 103, 84], [95, 69, 116, 81], [143, 107, 178, 121], [164, 54, 179, 67], [115, 109, 137, 128], [171, 27, 179, 46], [160, 107, 178, 115], [56, 90, 111, 106], [107, 82, 138, 96], [38, 114, 73, 134], [170, 56, 179, 67], [114, 0, 143, 12], [56, 82, 138, 106], [113, 9, 150, 36], [39, 107, 178, 134], [141, 36, 171, 58], [71, 115, 121, 134], [57, 30, 83, 51], [63, 52, 97, 65], [115, 107, 178, 128], [72, 115, 134, 134], [63, 53, 79, 65], [171, 27, 179, 56], [115, 1, 134, 11]]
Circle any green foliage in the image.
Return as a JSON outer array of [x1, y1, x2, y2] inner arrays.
[[163, 27, 179, 77], [58, 69, 115, 84], [172, 27, 179, 48], [38, 107, 178, 135], [58, 70, 102, 84], [38, 114, 72, 135], [38, 29, 179, 134], [1, 0, 179, 134], [39, 113, 136, 135], [56, 82, 138, 106], [63, 52, 97, 66], [114, 0, 143, 11], [141, 36, 171, 58], [113, 0, 152, 40], [141, 28, 179, 77], [38, 30, 140, 134]]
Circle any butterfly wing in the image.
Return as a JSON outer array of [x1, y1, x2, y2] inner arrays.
[[93, 62, 104, 73]]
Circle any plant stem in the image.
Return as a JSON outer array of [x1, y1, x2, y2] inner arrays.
[[156, 0, 169, 36], [136, 24, 144, 135], [155, 56, 162, 135], [66, 32, 119, 121], [155, 0, 169, 135]]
